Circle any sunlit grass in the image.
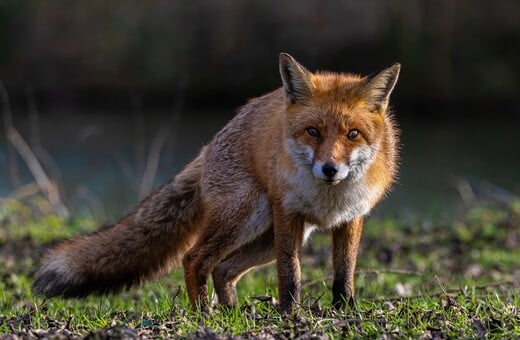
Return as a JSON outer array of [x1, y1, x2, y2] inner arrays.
[[0, 196, 519, 337]]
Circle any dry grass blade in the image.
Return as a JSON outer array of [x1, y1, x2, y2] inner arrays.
[[6, 127, 70, 218]]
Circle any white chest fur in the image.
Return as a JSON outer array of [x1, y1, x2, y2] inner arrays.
[[282, 164, 379, 229], [282, 139, 381, 229]]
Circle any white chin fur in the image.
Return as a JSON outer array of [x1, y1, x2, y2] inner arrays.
[[284, 140, 381, 228]]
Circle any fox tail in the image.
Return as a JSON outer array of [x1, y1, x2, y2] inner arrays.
[[33, 150, 205, 297]]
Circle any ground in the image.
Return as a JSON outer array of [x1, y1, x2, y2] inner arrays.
[[0, 195, 519, 338]]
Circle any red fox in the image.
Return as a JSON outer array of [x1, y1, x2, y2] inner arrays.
[[33, 53, 400, 312]]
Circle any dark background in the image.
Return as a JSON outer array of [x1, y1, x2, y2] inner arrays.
[[1, 1, 519, 220]]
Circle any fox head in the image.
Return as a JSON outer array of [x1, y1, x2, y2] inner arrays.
[[279, 53, 400, 185]]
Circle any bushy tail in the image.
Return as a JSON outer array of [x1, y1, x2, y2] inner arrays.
[[33, 150, 205, 297]]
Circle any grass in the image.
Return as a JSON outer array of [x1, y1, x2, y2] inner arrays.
[[0, 195, 519, 338]]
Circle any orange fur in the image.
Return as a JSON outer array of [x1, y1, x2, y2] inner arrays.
[[33, 53, 400, 313]]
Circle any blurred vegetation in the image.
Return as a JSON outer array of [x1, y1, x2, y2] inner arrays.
[[0, 0, 519, 110]]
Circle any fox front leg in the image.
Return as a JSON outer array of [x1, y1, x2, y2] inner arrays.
[[273, 209, 305, 313], [331, 217, 364, 310]]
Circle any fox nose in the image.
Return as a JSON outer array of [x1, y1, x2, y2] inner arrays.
[[322, 163, 338, 178]]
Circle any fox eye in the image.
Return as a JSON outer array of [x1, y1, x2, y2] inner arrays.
[[346, 129, 359, 140], [306, 127, 320, 138]]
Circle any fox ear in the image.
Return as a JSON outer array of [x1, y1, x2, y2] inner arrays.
[[279, 53, 313, 104], [362, 63, 400, 113]]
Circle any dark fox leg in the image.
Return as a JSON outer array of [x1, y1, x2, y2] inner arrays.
[[273, 209, 305, 313], [182, 213, 252, 311], [182, 186, 272, 310], [332, 217, 364, 310], [212, 227, 275, 306]]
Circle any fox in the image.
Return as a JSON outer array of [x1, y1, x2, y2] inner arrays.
[[33, 53, 400, 313]]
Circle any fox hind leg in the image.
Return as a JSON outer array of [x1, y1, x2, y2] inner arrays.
[[182, 220, 235, 311], [212, 227, 275, 306], [182, 199, 272, 310]]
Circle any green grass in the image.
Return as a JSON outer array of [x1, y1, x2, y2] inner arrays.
[[0, 195, 519, 338]]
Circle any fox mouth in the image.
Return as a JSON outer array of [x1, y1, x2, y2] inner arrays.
[[322, 178, 342, 185]]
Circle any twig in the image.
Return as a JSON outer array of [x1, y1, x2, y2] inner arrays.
[[26, 87, 68, 208], [368, 279, 516, 302], [7, 127, 70, 218], [2, 182, 40, 200], [359, 269, 423, 276], [454, 177, 520, 206], [302, 269, 423, 289], [311, 291, 326, 306], [455, 178, 475, 207], [301, 276, 331, 289], [435, 275, 449, 295], [0, 80, 20, 187], [479, 181, 520, 205]]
